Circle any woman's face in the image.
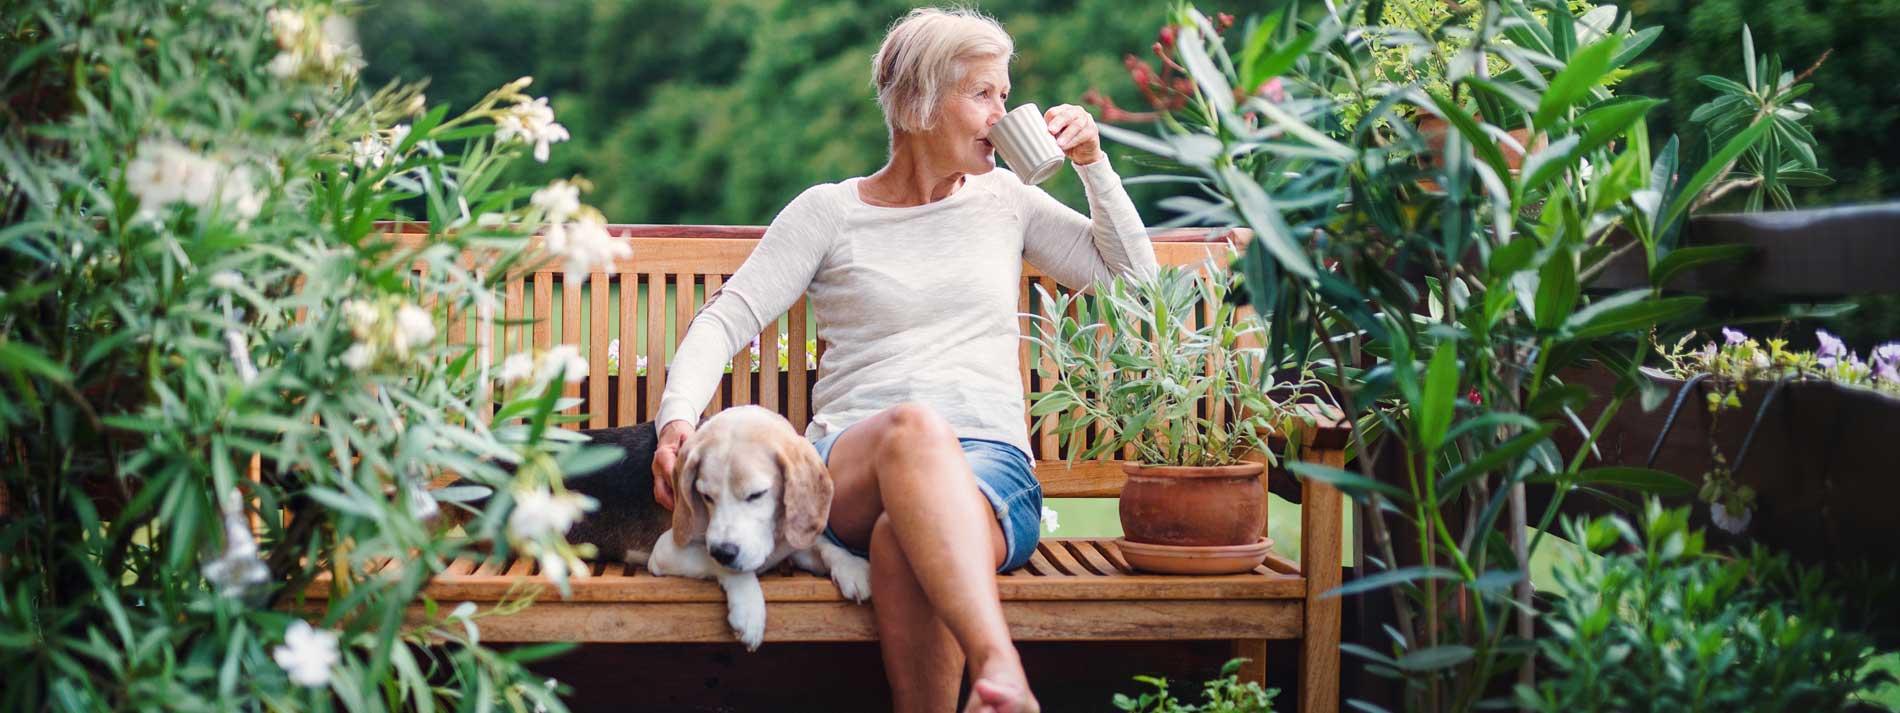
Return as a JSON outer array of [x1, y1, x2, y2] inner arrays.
[[926, 57, 1010, 176]]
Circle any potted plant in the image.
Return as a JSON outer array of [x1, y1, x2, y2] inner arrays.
[[1023, 259, 1322, 574]]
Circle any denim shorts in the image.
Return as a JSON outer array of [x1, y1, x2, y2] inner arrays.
[[811, 428, 1043, 573]]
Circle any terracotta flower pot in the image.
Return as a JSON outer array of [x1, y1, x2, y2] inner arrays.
[[1118, 461, 1267, 547]]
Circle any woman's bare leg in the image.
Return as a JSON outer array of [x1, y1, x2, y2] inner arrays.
[[826, 402, 1036, 712]]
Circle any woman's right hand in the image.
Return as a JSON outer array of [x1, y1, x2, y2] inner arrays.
[[652, 419, 695, 510]]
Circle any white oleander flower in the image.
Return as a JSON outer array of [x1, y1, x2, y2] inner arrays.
[[1040, 505, 1060, 533], [508, 487, 594, 540], [394, 303, 435, 354], [267, 52, 299, 78], [493, 97, 569, 163], [549, 216, 630, 282], [225, 329, 259, 384], [537, 345, 589, 384], [1710, 502, 1752, 534], [210, 271, 245, 290], [125, 138, 264, 224], [273, 620, 340, 688], [340, 343, 373, 371], [341, 299, 378, 336], [203, 490, 267, 596], [267, 8, 305, 48], [350, 136, 386, 169], [532, 180, 582, 224], [500, 353, 536, 385]]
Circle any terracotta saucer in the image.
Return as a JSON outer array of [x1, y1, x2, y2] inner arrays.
[[1113, 537, 1274, 575]]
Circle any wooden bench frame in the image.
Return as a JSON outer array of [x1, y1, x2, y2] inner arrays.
[[309, 223, 1346, 712]]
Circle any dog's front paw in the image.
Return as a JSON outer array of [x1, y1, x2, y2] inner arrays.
[[829, 552, 873, 603], [727, 595, 766, 651]]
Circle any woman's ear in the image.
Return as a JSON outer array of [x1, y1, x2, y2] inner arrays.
[[776, 436, 833, 550], [670, 438, 708, 547]]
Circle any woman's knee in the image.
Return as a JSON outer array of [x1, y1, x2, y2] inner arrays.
[[878, 402, 959, 454]]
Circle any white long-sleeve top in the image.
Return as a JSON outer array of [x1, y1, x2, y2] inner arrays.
[[655, 158, 1159, 460]]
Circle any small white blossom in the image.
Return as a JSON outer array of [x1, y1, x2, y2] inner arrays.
[[500, 353, 536, 384], [548, 216, 630, 282], [225, 329, 259, 384], [125, 138, 264, 224], [508, 487, 595, 541], [267, 52, 299, 78], [1040, 505, 1060, 533], [341, 299, 378, 335], [1710, 502, 1752, 534], [606, 338, 620, 374], [493, 97, 569, 163], [394, 303, 435, 353], [532, 180, 583, 224], [267, 8, 306, 48], [273, 620, 340, 688], [340, 343, 373, 371], [535, 345, 589, 384], [210, 271, 245, 290]]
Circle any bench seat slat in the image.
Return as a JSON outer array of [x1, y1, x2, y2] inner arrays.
[[307, 538, 1303, 605]]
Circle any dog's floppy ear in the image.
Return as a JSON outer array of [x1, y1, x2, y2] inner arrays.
[[670, 436, 709, 547], [776, 435, 833, 549]]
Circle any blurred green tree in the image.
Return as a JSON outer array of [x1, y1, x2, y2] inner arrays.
[[360, 0, 1180, 224]]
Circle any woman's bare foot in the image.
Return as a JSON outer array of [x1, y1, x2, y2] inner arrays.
[[963, 655, 1040, 713]]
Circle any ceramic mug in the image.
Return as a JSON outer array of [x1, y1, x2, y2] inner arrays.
[[989, 103, 1067, 185]]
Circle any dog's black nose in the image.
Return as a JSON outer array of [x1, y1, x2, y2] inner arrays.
[[710, 543, 739, 566]]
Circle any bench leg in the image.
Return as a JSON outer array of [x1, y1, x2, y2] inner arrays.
[[1231, 638, 1268, 687], [1300, 449, 1345, 713]]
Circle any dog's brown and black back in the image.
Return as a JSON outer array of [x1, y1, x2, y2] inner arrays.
[[452, 421, 674, 559]]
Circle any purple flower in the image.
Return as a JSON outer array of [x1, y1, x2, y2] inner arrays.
[[1874, 342, 1900, 369], [1816, 329, 1847, 368], [1722, 327, 1746, 346], [1878, 360, 1900, 385]]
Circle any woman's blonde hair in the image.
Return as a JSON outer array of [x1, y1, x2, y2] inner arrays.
[[871, 6, 1015, 136]]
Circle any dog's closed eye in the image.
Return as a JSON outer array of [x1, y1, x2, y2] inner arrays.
[[745, 490, 767, 502]]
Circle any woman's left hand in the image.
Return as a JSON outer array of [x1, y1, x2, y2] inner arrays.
[[1044, 104, 1103, 166]]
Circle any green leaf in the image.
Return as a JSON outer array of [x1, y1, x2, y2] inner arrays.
[[1418, 344, 1459, 449], [1237, 9, 1286, 93], [1427, 91, 1511, 182], [1176, 25, 1234, 117], [1651, 244, 1752, 287], [1439, 425, 1557, 497], [1244, 30, 1317, 94], [1488, 238, 1539, 277], [1610, 26, 1663, 70], [1518, 134, 1582, 198], [1534, 35, 1624, 131], [1287, 462, 1412, 503], [1324, 566, 1462, 598], [1662, 118, 1773, 231], [1568, 466, 1696, 496], [1395, 645, 1475, 672], [1564, 294, 1705, 339], [0, 342, 69, 381], [1224, 166, 1317, 280], [1098, 124, 1178, 160], [1572, 98, 1665, 158], [1534, 250, 1579, 332]]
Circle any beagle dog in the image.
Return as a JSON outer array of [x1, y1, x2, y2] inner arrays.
[[639, 406, 871, 649], [451, 406, 870, 650]]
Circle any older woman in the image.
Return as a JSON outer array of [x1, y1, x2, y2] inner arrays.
[[650, 7, 1156, 712]]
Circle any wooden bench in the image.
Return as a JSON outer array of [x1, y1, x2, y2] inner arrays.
[[307, 223, 1347, 712]]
